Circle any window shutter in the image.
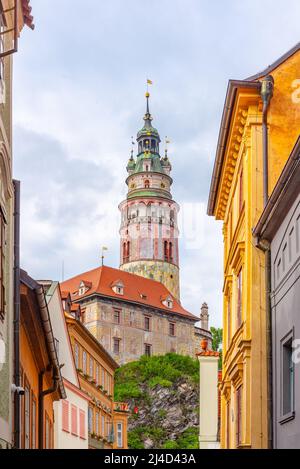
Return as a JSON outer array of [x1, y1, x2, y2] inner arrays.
[[62, 400, 69, 432], [71, 405, 78, 436], [79, 410, 86, 439]]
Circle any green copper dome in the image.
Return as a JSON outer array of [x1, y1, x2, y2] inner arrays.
[[137, 125, 159, 139]]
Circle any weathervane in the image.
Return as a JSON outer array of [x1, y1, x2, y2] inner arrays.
[[101, 246, 108, 266]]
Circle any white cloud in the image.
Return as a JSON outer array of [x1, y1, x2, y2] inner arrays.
[[13, 0, 300, 327]]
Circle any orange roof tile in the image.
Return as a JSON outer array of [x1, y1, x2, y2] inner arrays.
[[61, 290, 71, 300], [61, 265, 198, 321]]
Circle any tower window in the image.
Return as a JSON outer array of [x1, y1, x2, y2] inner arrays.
[[164, 241, 173, 262], [164, 241, 169, 261], [169, 242, 173, 261], [144, 180, 150, 189], [123, 241, 130, 263]]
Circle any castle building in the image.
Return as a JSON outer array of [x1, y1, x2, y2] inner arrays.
[[61, 93, 212, 364], [119, 93, 180, 300]]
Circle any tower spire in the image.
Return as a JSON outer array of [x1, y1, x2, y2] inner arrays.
[[146, 91, 150, 115]]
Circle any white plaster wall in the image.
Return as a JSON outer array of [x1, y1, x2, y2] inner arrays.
[[47, 285, 78, 386], [198, 356, 219, 449], [54, 387, 88, 449]]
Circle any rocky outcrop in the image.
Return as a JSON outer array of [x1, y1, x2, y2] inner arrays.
[[127, 377, 199, 449]]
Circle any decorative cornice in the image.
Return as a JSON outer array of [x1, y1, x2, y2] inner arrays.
[[207, 81, 261, 218]]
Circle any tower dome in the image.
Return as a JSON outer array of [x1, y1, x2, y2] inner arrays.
[[119, 92, 180, 300]]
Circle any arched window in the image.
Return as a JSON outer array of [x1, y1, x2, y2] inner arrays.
[[164, 241, 169, 261], [169, 242, 173, 261], [127, 241, 130, 259], [144, 180, 150, 189], [123, 242, 127, 262]]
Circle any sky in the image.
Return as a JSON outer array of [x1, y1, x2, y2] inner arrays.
[[13, 0, 300, 328]]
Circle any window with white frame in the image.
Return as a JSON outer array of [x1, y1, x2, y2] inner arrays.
[[88, 407, 93, 433], [117, 422, 123, 448], [82, 351, 87, 373], [89, 357, 94, 378], [281, 332, 295, 420], [96, 364, 99, 385], [74, 343, 79, 369]]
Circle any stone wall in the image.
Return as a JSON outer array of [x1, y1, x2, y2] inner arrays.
[[81, 296, 198, 365]]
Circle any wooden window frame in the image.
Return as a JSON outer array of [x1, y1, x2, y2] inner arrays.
[[31, 392, 37, 449], [89, 356, 94, 379], [24, 378, 31, 449], [113, 309, 121, 324], [117, 422, 123, 448], [144, 343, 152, 357], [169, 322, 176, 337], [74, 342, 79, 369], [236, 386, 242, 447], [144, 315, 151, 331], [113, 337, 121, 354]]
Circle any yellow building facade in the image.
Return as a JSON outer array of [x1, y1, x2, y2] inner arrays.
[[208, 44, 300, 448]]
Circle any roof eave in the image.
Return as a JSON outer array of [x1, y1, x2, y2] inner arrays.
[[73, 291, 198, 322], [245, 42, 300, 81], [207, 80, 261, 217]]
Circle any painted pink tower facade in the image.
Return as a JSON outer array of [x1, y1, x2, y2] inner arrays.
[[119, 92, 180, 300]]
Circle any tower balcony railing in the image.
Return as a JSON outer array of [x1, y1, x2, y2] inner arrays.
[[126, 216, 174, 225]]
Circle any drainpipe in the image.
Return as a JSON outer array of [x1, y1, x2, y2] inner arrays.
[[38, 367, 59, 449], [260, 75, 274, 450], [13, 180, 21, 449], [261, 75, 274, 208]]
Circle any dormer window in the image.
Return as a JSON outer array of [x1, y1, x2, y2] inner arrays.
[[112, 280, 124, 295], [162, 295, 173, 309], [78, 280, 91, 296]]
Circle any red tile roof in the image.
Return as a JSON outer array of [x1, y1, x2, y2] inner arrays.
[[21, 0, 35, 30], [61, 265, 198, 321], [61, 290, 71, 300]]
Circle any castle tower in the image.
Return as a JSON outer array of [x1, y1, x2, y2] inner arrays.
[[119, 92, 180, 300]]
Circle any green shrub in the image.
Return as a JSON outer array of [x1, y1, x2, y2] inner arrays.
[[162, 440, 179, 449], [114, 381, 143, 401], [177, 427, 199, 449], [148, 376, 172, 388]]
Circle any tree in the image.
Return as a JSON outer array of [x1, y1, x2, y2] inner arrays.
[[210, 327, 223, 369]]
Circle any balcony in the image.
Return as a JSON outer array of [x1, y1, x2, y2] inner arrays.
[[88, 433, 105, 450], [114, 402, 129, 413]]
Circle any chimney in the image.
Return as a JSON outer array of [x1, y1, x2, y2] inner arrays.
[[200, 302, 209, 330]]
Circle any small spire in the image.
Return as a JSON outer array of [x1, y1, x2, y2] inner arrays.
[[145, 91, 150, 115]]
